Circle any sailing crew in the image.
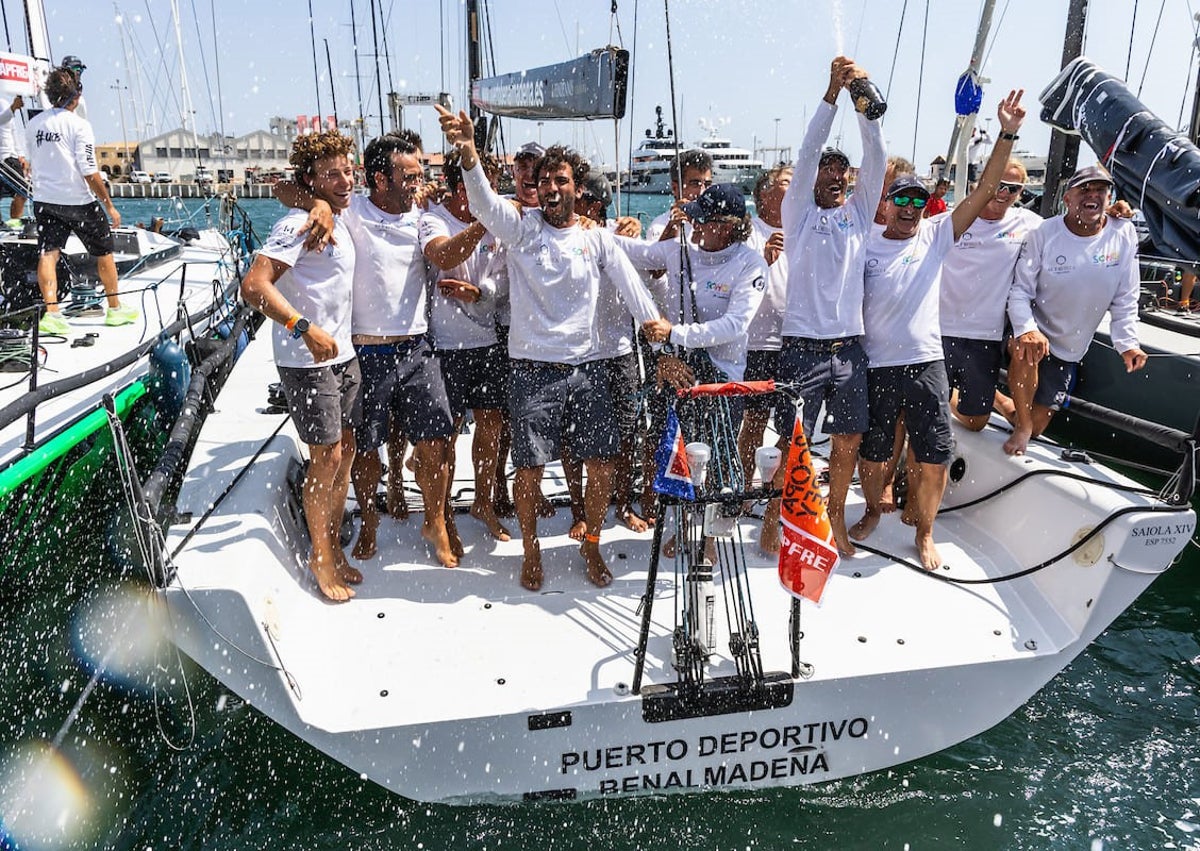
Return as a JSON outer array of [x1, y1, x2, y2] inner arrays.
[[738, 165, 791, 498], [436, 104, 663, 592], [276, 134, 459, 569], [0, 92, 27, 221], [419, 149, 512, 543], [999, 164, 1147, 456], [759, 55, 887, 558], [28, 68, 138, 337], [241, 129, 359, 602], [849, 90, 1028, 571], [937, 159, 1042, 431]]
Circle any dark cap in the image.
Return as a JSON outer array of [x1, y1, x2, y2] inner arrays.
[[581, 173, 612, 208], [514, 141, 545, 161], [682, 183, 745, 223], [61, 55, 86, 71], [819, 147, 850, 169], [886, 174, 930, 199], [1065, 164, 1114, 191]]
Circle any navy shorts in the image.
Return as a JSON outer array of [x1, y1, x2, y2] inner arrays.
[[438, 343, 508, 417], [509, 359, 619, 468], [277, 358, 361, 447], [34, 201, 114, 255], [743, 348, 782, 413], [355, 337, 454, 450], [861, 360, 953, 465], [943, 336, 1003, 416], [777, 336, 869, 441], [1033, 352, 1079, 411]]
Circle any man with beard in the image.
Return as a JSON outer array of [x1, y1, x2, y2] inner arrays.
[[437, 105, 662, 592], [759, 56, 886, 558], [1001, 165, 1146, 456]]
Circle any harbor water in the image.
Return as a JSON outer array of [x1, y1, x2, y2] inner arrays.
[[0, 196, 1197, 850]]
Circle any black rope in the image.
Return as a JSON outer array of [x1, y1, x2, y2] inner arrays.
[[938, 467, 1156, 515]]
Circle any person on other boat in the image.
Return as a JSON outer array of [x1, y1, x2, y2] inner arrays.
[[999, 165, 1147, 456], [569, 172, 651, 536], [276, 134, 460, 568], [28, 68, 138, 337], [849, 90, 1028, 571], [419, 149, 512, 543], [937, 159, 1042, 431], [737, 165, 791, 498], [437, 104, 663, 592], [924, 179, 950, 218], [240, 129, 360, 602], [0, 92, 28, 221], [759, 55, 887, 558]]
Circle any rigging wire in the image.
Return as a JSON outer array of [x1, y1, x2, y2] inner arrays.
[[979, 0, 1011, 68], [307, 0, 323, 117], [912, 0, 930, 164], [1137, 0, 1168, 99], [1126, 0, 1140, 80], [207, 0, 228, 163], [884, 0, 910, 101], [1178, 1, 1200, 129], [187, 0, 220, 146]]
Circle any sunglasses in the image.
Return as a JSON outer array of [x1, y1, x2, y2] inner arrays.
[[891, 195, 927, 209], [997, 181, 1025, 195]]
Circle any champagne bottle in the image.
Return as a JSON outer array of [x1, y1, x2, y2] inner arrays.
[[848, 76, 887, 120]]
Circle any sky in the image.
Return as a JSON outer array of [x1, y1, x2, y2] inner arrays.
[[20, 0, 1200, 174]]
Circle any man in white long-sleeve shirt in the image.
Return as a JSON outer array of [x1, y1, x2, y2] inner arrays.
[[760, 56, 887, 558], [1001, 165, 1147, 455], [437, 105, 662, 592], [0, 92, 27, 220]]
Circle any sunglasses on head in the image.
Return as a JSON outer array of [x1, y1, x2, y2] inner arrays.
[[997, 181, 1024, 195], [891, 195, 927, 209]]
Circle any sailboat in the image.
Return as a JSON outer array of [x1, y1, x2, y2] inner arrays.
[[0, 2, 258, 576]]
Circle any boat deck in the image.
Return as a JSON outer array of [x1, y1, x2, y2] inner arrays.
[[163, 335, 1122, 736]]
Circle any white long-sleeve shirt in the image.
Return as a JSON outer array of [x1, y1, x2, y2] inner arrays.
[[1007, 215, 1141, 362], [462, 162, 659, 365], [26, 107, 96, 206], [618, 237, 766, 381], [779, 99, 887, 339], [745, 215, 788, 351]]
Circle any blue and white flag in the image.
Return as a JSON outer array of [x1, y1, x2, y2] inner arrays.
[[653, 407, 695, 500]]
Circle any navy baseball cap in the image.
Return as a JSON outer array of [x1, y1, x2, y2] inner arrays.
[[886, 174, 930, 199], [819, 147, 850, 169], [1065, 164, 1114, 191], [682, 183, 746, 222], [61, 55, 86, 71]]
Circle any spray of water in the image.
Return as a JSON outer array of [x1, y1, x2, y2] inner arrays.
[[831, 0, 846, 56]]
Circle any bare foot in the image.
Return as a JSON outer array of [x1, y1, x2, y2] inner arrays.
[[310, 556, 354, 602], [386, 476, 409, 519], [580, 539, 613, 587], [446, 513, 465, 558], [880, 483, 896, 514], [470, 502, 512, 541], [916, 531, 942, 570], [1003, 428, 1031, 456], [568, 516, 587, 541], [900, 504, 918, 527], [829, 512, 856, 557], [662, 534, 678, 558], [494, 491, 515, 518], [618, 505, 649, 534], [352, 522, 378, 561], [537, 494, 557, 518], [334, 550, 364, 584], [521, 544, 543, 591], [641, 495, 658, 527], [422, 521, 459, 568], [849, 508, 881, 541]]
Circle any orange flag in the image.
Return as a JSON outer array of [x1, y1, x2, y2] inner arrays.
[[778, 414, 840, 603]]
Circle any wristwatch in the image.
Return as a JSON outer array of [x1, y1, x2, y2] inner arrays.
[[291, 317, 311, 339], [998, 131, 1019, 142]]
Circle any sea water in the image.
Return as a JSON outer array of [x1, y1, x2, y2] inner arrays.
[[0, 196, 1197, 850]]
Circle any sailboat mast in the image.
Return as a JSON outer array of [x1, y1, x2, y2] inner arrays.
[[943, 0, 996, 205], [466, 0, 482, 123], [1040, 0, 1088, 217], [351, 0, 366, 150], [170, 0, 201, 169]]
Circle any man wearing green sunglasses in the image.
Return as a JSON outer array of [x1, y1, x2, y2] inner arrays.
[[850, 90, 1027, 572]]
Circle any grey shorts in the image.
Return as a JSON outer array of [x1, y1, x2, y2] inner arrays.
[[943, 336, 1003, 416], [438, 343, 508, 417], [355, 337, 454, 450], [603, 351, 641, 443], [509, 359, 619, 468], [743, 348, 782, 413], [778, 336, 869, 440], [277, 358, 362, 447], [861, 360, 953, 465], [1033, 353, 1078, 411]]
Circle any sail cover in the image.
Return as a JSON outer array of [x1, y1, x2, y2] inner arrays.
[[1040, 56, 1200, 263], [471, 47, 629, 121]]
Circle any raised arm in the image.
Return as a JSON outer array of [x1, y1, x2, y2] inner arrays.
[[437, 105, 522, 244], [781, 58, 849, 230], [849, 109, 887, 221], [951, 90, 1026, 240]]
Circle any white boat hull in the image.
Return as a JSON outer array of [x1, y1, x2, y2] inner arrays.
[[162, 335, 1195, 803]]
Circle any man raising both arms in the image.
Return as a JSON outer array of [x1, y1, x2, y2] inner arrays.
[[437, 104, 662, 591], [761, 56, 887, 557], [242, 130, 359, 602]]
